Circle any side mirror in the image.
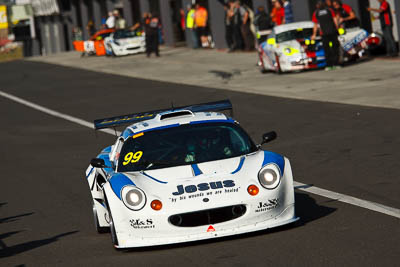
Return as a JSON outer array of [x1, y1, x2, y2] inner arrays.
[[260, 131, 277, 146], [90, 158, 106, 168]]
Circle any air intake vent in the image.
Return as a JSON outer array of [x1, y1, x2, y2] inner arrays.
[[160, 110, 193, 120]]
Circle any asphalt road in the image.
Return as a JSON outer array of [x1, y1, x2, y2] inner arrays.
[[0, 60, 399, 266]]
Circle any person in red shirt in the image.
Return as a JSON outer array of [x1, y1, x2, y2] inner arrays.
[[271, 0, 285, 26], [368, 0, 397, 57], [332, 0, 359, 28]]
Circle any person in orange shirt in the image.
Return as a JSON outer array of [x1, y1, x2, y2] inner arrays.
[[271, 0, 285, 26], [195, 4, 209, 47]]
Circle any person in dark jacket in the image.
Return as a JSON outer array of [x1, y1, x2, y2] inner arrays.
[[253, 6, 272, 44], [311, 0, 340, 70], [145, 13, 161, 57], [368, 0, 398, 57]]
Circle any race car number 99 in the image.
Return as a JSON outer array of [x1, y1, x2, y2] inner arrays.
[[123, 151, 143, 165]]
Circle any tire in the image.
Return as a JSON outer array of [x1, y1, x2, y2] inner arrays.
[[275, 54, 282, 74], [104, 194, 119, 247], [258, 52, 268, 74], [92, 202, 110, 234]]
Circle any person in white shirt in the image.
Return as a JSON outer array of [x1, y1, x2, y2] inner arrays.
[[105, 11, 115, 29]]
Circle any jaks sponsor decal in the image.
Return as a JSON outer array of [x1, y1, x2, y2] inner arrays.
[[255, 198, 279, 213], [130, 219, 154, 229]]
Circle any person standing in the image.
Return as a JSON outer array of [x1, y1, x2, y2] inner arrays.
[[86, 20, 96, 36], [332, 0, 359, 28], [186, 4, 199, 49], [115, 10, 126, 29], [368, 0, 398, 57], [253, 6, 272, 44], [194, 4, 208, 47], [224, 1, 235, 52], [271, 0, 285, 26], [311, 0, 341, 70], [236, 1, 253, 51], [145, 13, 161, 57], [283, 0, 294, 24], [105, 11, 116, 29]]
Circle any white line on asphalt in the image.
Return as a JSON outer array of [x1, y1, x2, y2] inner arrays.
[[1, 90, 399, 219], [293, 182, 400, 219], [0, 90, 120, 136]]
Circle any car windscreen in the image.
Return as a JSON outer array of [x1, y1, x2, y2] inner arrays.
[[276, 28, 313, 43], [117, 122, 257, 172], [114, 30, 138, 39]]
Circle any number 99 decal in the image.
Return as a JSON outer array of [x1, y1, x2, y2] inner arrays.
[[123, 151, 143, 166]]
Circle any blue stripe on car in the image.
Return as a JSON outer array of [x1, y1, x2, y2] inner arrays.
[[86, 167, 94, 179], [262, 151, 285, 175], [95, 198, 106, 207], [128, 119, 235, 138], [101, 146, 112, 153], [231, 157, 245, 174], [189, 119, 235, 125], [109, 173, 136, 200], [122, 128, 133, 139], [142, 172, 168, 184], [191, 164, 203, 176], [129, 123, 180, 137]]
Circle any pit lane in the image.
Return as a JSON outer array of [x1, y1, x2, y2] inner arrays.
[[0, 60, 399, 266]]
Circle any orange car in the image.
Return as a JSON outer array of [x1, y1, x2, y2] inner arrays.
[[73, 28, 115, 56]]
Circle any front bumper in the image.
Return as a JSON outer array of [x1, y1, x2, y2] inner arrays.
[[112, 43, 146, 56], [115, 204, 298, 248]]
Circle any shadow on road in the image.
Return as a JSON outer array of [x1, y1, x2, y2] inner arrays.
[[119, 191, 335, 253], [0, 203, 79, 258], [0, 213, 35, 224], [294, 191, 336, 225], [0, 231, 79, 258]]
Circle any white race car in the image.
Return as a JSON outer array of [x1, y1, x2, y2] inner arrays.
[[258, 21, 326, 73], [258, 21, 370, 73], [86, 100, 298, 249], [104, 29, 146, 57]]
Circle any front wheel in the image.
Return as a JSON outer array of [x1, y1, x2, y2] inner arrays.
[[92, 202, 109, 233], [275, 54, 282, 74], [104, 194, 119, 248]]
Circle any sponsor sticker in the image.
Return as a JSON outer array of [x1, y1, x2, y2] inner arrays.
[[169, 180, 239, 203], [255, 198, 279, 213], [130, 219, 155, 229]]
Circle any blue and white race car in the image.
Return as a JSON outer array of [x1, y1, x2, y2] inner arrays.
[[104, 29, 146, 57], [258, 21, 370, 73], [86, 100, 298, 248]]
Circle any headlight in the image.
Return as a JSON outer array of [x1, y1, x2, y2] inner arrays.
[[121, 186, 146, 211], [114, 40, 121, 46], [258, 164, 281, 189]]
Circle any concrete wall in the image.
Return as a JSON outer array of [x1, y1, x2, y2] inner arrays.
[[159, 0, 174, 46], [292, 0, 312, 21], [393, 0, 400, 43]]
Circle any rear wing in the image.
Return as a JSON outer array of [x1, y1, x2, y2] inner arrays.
[[94, 99, 233, 130]]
